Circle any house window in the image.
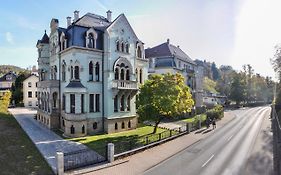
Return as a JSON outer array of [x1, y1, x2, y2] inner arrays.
[[95, 94, 100, 112], [70, 125, 75, 134], [116, 41, 120, 51], [93, 122, 98, 130], [82, 125, 85, 134], [127, 95, 130, 111], [36, 82, 38, 87], [128, 121, 131, 128], [62, 119, 65, 127], [114, 95, 118, 112], [53, 66, 57, 80], [135, 69, 138, 82], [36, 101, 38, 106], [89, 61, 93, 81], [89, 94, 94, 112], [114, 68, 119, 80], [70, 94, 75, 113], [74, 66, 79, 80], [126, 44, 129, 53], [120, 95, 125, 111], [53, 92, 58, 108], [115, 123, 118, 130], [139, 69, 143, 84], [28, 82, 32, 87], [95, 62, 100, 81], [81, 94, 84, 113], [70, 66, 74, 79], [126, 69, 130, 80], [28, 91, 32, 98], [178, 61, 181, 68], [137, 45, 142, 58], [62, 95, 65, 110], [28, 101, 32, 106], [120, 69, 125, 80], [62, 64, 66, 81], [87, 33, 95, 48], [122, 122, 125, 129], [121, 42, 125, 52], [35, 91, 38, 98]]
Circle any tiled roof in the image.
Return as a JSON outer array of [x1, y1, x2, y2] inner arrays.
[[145, 41, 195, 65], [0, 72, 17, 82]]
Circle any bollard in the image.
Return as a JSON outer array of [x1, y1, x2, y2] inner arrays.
[[56, 152, 64, 175], [186, 123, 191, 134], [107, 143, 114, 163]]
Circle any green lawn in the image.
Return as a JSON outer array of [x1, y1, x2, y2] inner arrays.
[[0, 110, 53, 174], [182, 114, 207, 123], [69, 126, 174, 155]]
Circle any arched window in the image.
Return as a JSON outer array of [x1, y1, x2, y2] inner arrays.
[[135, 68, 138, 82], [116, 41, 120, 51], [115, 122, 118, 130], [82, 125, 85, 134], [74, 66, 79, 80], [127, 95, 130, 111], [71, 66, 74, 79], [120, 69, 125, 80], [93, 122, 98, 130], [62, 119, 65, 127], [121, 42, 125, 52], [95, 62, 100, 81], [62, 64, 66, 81], [114, 95, 118, 112], [89, 61, 93, 81], [122, 122, 125, 129], [62, 94, 65, 110], [126, 69, 130, 80], [53, 92, 58, 108], [88, 33, 94, 48], [120, 95, 125, 111], [128, 121, 131, 128], [126, 44, 129, 53], [114, 68, 119, 80], [70, 125, 75, 134], [139, 69, 143, 84], [137, 45, 142, 58]]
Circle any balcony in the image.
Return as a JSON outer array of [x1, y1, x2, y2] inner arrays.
[[62, 111, 87, 121], [38, 80, 59, 88], [112, 80, 138, 90]]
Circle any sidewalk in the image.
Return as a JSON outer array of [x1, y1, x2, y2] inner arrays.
[[67, 111, 236, 175]]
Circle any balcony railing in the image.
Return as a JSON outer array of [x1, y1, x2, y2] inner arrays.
[[112, 80, 138, 90]]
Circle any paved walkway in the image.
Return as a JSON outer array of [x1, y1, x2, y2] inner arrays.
[[9, 108, 96, 173], [68, 111, 236, 175]]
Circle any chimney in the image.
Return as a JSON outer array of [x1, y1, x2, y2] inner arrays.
[[67, 16, 71, 27], [73, 10, 79, 22], [177, 45, 180, 48], [167, 38, 170, 44], [107, 10, 112, 22]]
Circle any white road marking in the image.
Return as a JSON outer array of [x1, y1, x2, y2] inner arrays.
[[202, 154, 214, 168], [227, 135, 234, 141]]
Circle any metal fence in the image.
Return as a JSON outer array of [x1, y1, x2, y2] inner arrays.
[[114, 122, 201, 158], [64, 146, 107, 171]]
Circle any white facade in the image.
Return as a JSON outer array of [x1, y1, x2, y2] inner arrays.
[[23, 75, 39, 108], [36, 11, 148, 137]]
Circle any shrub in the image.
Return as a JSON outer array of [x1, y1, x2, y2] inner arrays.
[[206, 105, 224, 120]]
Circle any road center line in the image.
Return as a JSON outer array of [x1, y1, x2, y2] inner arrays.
[[227, 135, 234, 141], [202, 154, 214, 168]]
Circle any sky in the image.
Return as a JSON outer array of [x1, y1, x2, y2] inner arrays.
[[0, 0, 280, 79]]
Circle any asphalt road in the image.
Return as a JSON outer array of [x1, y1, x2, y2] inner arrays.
[[144, 106, 273, 175]]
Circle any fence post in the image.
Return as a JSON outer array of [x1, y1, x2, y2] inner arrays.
[[107, 143, 114, 163], [56, 152, 64, 175], [198, 118, 202, 129], [170, 130, 172, 137], [186, 123, 191, 134], [146, 136, 149, 145], [159, 133, 161, 141]]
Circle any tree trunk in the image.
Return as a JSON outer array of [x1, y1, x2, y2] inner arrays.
[[153, 120, 161, 134]]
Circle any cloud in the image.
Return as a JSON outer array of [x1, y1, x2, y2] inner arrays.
[[5, 32, 14, 44]]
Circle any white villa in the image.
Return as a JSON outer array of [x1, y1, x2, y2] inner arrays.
[[36, 10, 148, 137], [23, 74, 39, 108]]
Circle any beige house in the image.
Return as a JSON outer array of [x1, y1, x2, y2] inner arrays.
[[23, 75, 39, 108]]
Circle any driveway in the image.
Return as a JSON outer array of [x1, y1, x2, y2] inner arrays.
[[9, 108, 94, 173]]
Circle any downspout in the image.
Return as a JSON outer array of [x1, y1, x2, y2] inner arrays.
[[102, 34, 105, 132], [58, 52, 61, 129]]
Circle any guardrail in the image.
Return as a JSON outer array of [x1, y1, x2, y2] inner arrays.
[[271, 105, 281, 175]]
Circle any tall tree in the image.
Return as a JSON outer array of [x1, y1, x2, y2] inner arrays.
[[203, 77, 217, 94], [229, 72, 247, 105], [137, 73, 194, 133], [11, 71, 30, 106], [211, 62, 220, 80]]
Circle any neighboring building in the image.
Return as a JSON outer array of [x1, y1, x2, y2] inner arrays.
[[145, 39, 203, 108], [0, 71, 17, 96], [23, 74, 39, 108], [203, 93, 227, 108], [194, 59, 212, 79], [36, 10, 148, 137]]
